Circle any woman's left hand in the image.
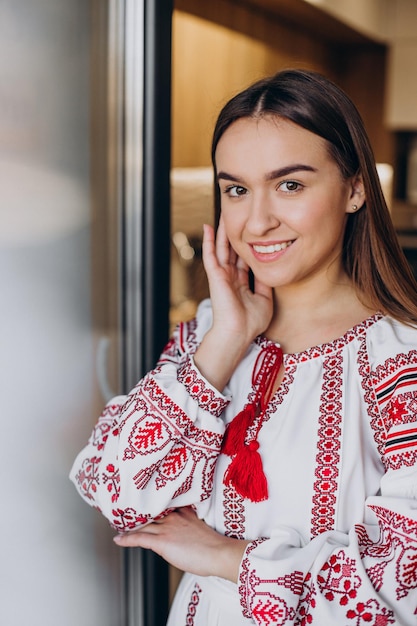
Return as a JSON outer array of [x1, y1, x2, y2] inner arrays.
[[113, 506, 249, 583]]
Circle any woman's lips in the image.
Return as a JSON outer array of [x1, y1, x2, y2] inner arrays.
[[250, 239, 295, 262], [252, 241, 294, 254]]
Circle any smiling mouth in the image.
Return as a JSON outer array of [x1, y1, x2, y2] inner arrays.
[[252, 241, 294, 253]]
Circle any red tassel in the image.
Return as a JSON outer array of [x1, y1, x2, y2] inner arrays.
[[221, 403, 256, 456], [223, 441, 268, 502], [221, 344, 283, 502]]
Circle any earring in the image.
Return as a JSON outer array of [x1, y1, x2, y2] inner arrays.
[[351, 204, 359, 212]]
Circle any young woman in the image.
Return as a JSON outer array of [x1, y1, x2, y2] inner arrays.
[[71, 69, 417, 625]]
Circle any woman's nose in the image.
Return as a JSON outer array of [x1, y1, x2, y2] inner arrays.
[[246, 193, 281, 235]]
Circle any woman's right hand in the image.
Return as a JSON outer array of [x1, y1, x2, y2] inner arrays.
[[193, 218, 273, 391]]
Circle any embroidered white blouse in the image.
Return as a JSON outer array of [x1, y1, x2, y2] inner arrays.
[[70, 299, 417, 625]]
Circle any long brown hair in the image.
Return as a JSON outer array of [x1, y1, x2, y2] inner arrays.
[[211, 69, 417, 325]]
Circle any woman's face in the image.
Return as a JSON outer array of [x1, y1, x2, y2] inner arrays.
[[215, 115, 360, 292]]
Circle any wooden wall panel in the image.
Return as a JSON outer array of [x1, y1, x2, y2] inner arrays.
[[172, 7, 332, 167], [171, 0, 393, 168]]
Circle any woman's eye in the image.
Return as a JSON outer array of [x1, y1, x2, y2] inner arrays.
[[279, 180, 302, 192], [224, 185, 247, 197]]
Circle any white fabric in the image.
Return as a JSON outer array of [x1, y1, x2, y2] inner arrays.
[[70, 299, 417, 625]]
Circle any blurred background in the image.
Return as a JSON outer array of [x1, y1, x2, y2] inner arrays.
[[1, 1, 417, 625]]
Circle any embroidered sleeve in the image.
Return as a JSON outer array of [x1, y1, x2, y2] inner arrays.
[[237, 349, 417, 625], [238, 503, 417, 625], [374, 350, 417, 480], [69, 314, 229, 532]]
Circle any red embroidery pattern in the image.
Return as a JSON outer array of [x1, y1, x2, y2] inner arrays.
[[157, 318, 198, 365], [310, 353, 343, 537], [90, 402, 122, 449], [369, 351, 417, 470], [317, 551, 361, 605], [111, 507, 150, 531], [110, 506, 173, 532], [223, 485, 245, 538], [240, 541, 399, 625], [346, 599, 395, 625], [156, 336, 178, 364], [357, 338, 386, 467], [185, 583, 202, 625], [178, 358, 229, 417], [374, 353, 417, 407], [251, 594, 292, 625], [120, 376, 222, 500], [295, 573, 316, 625], [221, 359, 295, 540], [367, 505, 417, 601], [384, 404, 417, 470], [102, 463, 120, 502], [177, 317, 198, 355], [125, 414, 169, 459], [239, 542, 304, 625], [75, 455, 101, 500], [146, 376, 223, 448], [246, 362, 296, 441], [257, 314, 382, 367]]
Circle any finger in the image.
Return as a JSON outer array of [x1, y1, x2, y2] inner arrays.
[[113, 521, 164, 547], [215, 217, 233, 266], [235, 254, 249, 272], [201, 223, 218, 275], [113, 531, 151, 548]]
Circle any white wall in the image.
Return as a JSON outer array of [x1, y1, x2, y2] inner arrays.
[[303, 0, 392, 41], [303, 0, 417, 129], [0, 2, 121, 624]]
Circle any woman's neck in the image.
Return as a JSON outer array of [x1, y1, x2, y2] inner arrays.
[[265, 278, 376, 354]]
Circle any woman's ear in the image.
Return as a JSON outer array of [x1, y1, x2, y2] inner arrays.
[[346, 174, 365, 214]]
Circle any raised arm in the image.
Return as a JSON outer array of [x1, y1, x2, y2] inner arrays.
[[194, 220, 273, 392]]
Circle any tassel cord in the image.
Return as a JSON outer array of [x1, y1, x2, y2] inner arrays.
[[221, 343, 283, 502], [251, 343, 283, 414]]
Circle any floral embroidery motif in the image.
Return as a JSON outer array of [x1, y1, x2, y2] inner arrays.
[[124, 414, 170, 460], [111, 507, 151, 531], [310, 353, 343, 537], [74, 455, 101, 500], [241, 542, 399, 626], [317, 551, 361, 605], [110, 506, 173, 532], [346, 600, 395, 625], [388, 396, 408, 424], [102, 463, 120, 502]]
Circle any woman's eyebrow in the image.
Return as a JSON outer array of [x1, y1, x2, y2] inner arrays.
[[217, 164, 317, 184], [265, 164, 317, 180], [216, 171, 243, 183]]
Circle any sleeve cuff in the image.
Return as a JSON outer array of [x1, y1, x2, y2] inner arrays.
[[177, 356, 231, 417]]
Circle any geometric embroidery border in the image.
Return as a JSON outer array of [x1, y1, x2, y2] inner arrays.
[[311, 352, 343, 537]]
